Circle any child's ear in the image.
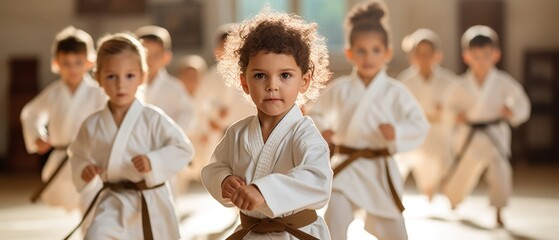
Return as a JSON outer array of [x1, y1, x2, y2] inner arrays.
[[299, 71, 311, 93], [240, 73, 249, 94], [51, 59, 60, 73], [85, 61, 94, 71], [434, 51, 443, 65], [491, 48, 502, 64], [385, 47, 394, 63], [462, 50, 472, 65], [344, 49, 353, 62], [163, 51, 173, 66]]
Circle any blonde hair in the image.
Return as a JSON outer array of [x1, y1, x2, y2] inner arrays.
[[218, 7, 331, 105], [94, 33, 148, 80]]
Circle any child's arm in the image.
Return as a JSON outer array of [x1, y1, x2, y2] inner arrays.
[[201, 128, 236, 207], [20, 88, 51, 154], [68, 122, 97, 192], [250, 122, 332, 218], [503, 79, 531, 127], [391, 86, 431, 153], [143, 114, 195, 188]]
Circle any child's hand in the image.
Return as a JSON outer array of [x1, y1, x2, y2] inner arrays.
[[221, 175, 246, 199], [321, 130, 335, 145], [81, 164, 101, 183], [501, 106, 513, 120], [428, 103, 443, 123], [379, 124, 395, 141], [456, 112, 467, 124], [35, 138, 51, 155], [231, 184, 265, 211], [132, 155, 152, 173]]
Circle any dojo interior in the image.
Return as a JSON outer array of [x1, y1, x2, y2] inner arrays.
[[0, 0, 558, 239]]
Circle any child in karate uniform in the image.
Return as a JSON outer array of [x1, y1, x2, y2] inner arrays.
[[201, 8, 333, 240], [308, 1, 430, 239], [442, 25, 531, 227], [396, 28, 457, 201], [67, 33, 194, 239], [21, 26, 106, 211]]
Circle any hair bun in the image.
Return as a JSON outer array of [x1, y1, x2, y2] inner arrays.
[[349, 1, 386, 25]]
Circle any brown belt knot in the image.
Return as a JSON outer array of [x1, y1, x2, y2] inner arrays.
[[227, 209, 319, 240], [331, 145, 405, 213], [64, 180, 164, 240]]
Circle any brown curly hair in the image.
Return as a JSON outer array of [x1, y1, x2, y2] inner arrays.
[[218, 7, 331, 104], [345, 0, 390, 48]]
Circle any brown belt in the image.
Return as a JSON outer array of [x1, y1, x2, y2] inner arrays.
[[332, 145, 405, 212], [227, 209, 319, 240], [64, 180, 165, 240], [30, 146, 68, 203]]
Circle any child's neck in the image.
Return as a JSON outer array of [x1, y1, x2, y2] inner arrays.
[[108, 101, 133, 127], [472, 68, 491, 86], [357, 71, 380, 87], [257, 108, 291, 143], [63, 79, 82, 95], [419, 67, 433, 81]]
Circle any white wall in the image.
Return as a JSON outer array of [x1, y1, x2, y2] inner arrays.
[[1, 0, 558, 158]]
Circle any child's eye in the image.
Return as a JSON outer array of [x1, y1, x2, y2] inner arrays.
[[126, 73, 136, 79], [280, 72, 292, 79], [372, 47, 382, 54], [254, 73, 266, 79], [105, 74, 116, 80], [357, 49, 366, 56]]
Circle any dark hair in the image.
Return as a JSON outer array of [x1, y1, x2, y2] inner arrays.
[[135, 25, 172, 50], [345, 0, 390, 47], [217, 8, 330, 104], [138, 34, 165, 49], [55, 37, 88, 55], [237, 19, 312, 75], [468, 35, 498, 48]]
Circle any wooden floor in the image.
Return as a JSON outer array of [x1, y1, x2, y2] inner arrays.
[[0, 165, 557, 240]]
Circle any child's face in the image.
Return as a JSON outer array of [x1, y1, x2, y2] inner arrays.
[[97, 52, 144, 108], [178, 67, 200, 94], [463, 45, 500, 73], [412, 42, 440, 71], [141, 39, 170, 78], [346, 32, 393, 80], [240, 51, 310, 118], [54, 52, 92, 86]]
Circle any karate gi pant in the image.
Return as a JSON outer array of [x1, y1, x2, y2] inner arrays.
[[325, 191, 408, 240]]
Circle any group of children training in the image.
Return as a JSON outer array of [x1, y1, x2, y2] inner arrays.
[[20, 0, 530, 239]]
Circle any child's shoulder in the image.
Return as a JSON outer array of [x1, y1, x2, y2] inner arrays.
[[292, 116, 329, 150], [225, 115, 255, 135]]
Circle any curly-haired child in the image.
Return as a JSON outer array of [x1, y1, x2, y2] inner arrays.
[[201, 8, 333, 240]]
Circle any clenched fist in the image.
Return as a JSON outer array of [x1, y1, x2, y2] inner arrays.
[[379, 124, 395, 141], [231, 184, 265, 211], [221, 175, 246, 199], [81, 164, 101, 183], [132, 155, 152, 173]]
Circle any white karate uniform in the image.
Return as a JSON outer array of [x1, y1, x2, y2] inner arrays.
[[396, 66, 457, 198], [20, 75, 106, 211], [68, 99, 194, 239], [308, 70, 430, 240], [443, 68, 530, 208], [201, 105, 332, 240], [139, 69, 195, 133]]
